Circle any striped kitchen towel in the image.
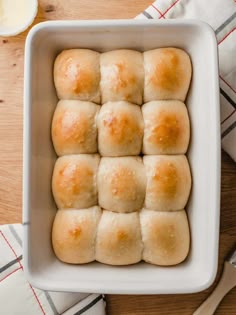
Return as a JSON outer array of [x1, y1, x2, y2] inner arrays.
[[137, 0, 236, 162], [0, 224, 106, 315]]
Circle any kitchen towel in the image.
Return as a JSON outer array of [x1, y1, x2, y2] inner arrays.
[[136, 0, 236, 161], [0, 224, 106, 315]]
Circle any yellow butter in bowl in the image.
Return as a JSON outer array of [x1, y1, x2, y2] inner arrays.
[[0, 0, 38, 36]]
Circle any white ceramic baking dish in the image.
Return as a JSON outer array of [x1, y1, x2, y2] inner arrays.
[[23, 20, 221, 294]]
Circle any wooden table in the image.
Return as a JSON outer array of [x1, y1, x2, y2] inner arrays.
[[0, 1, 235, 314]]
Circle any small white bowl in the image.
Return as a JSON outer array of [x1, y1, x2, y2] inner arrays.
[[0, 0, 38, 37]]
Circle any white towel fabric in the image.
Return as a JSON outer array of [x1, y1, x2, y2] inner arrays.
[[0, 224, 106, 315], [136, 0, 236, 162]]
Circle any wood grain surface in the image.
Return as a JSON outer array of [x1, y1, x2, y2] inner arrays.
[[0, 1, 235, 314]]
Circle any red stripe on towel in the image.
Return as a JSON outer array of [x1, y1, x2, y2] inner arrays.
[[0, 230, 46, 315], [218, 27, 235, 45], [151, 4, 166, 18], [0, 230, 21, 265], [29, 284, 47, 315], [161, 0, 180, 18], [0, 267, 22, 283]]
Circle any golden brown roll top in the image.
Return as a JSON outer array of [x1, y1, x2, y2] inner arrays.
[[143, 48, 192, 102], [97, 101, 144, 156], [144, 155, 191, 211], [54, 48, 192, 105], [54, 49, 100, 103], [51, 100, 100, 156], [52, 207, 102, 264], [96, 210, 143, 265], [100, 50, 144, 105], [52, 207, 190, 266], [140, 209, 190, 266], [142, 100, 190, 155], [97, 157, 146, 213], [52, 154, 100, 209]]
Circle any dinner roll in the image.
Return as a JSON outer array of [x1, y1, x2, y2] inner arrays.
[[51, 100, 100, 156], [97, 101, 143, 156], [100, 50, 144, 105], [52, 207, 101, 264], [140, 209, 190, 266], [98, 157, 146, 212], [96, 210, 143, 265], [52, 154, 99, 209], [144, 48, 192, 102], [144, 155, 191, 211], [54, 49, 100, 103], [142, 100, 190, 155]]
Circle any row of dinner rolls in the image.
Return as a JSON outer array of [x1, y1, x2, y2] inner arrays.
[[52, 207, 190, 266], [51, 100, 190, 157], [52, 155, 191, 213], [54, 48, 192, 104]]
